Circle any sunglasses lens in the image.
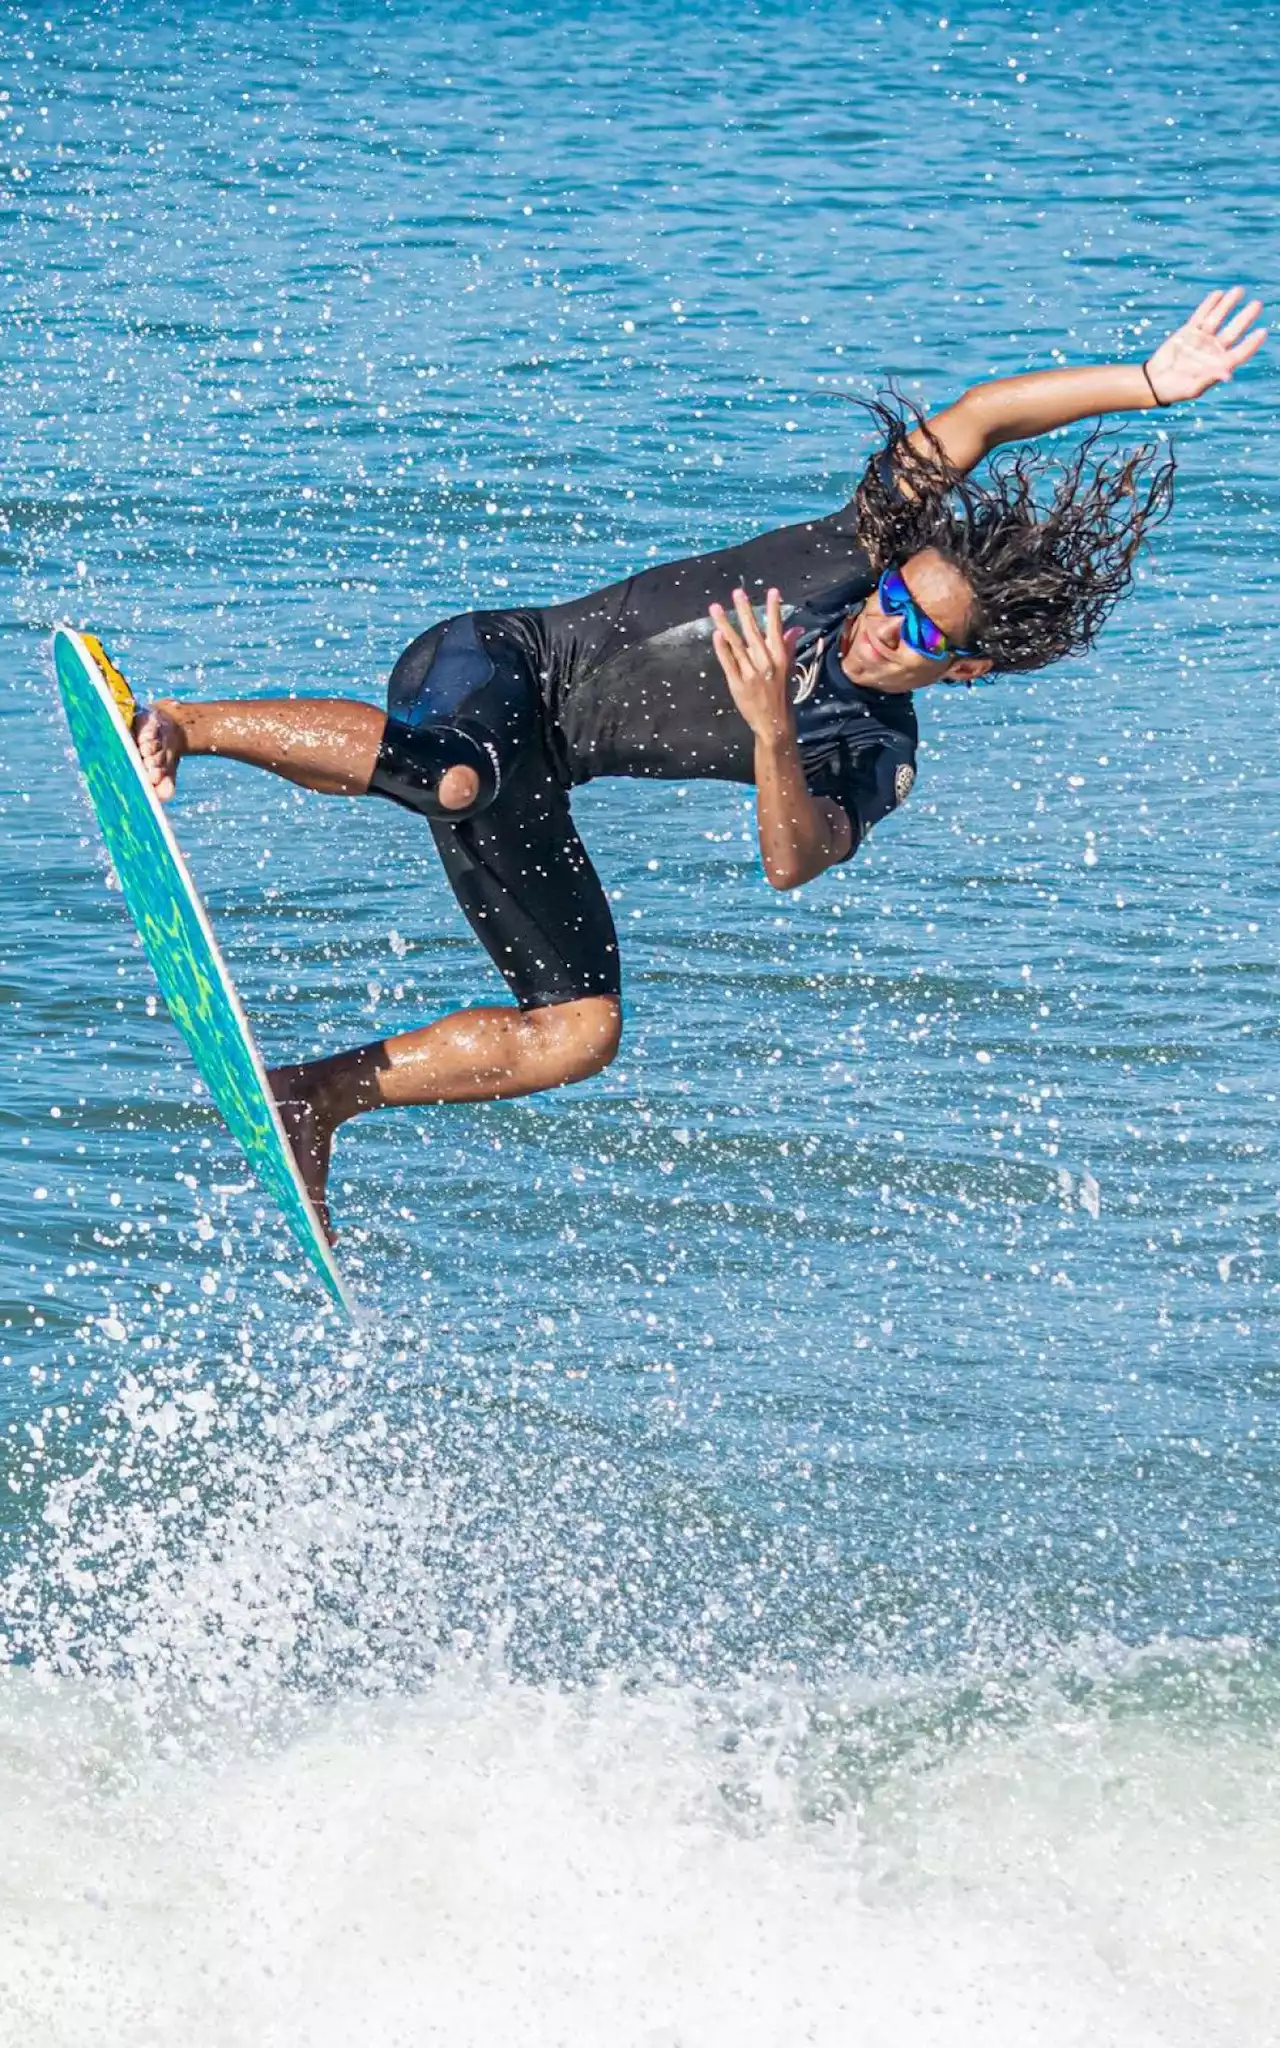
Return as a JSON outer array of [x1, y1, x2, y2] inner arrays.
[[880, 567, 909, 613], [912, 614, 948, 659]]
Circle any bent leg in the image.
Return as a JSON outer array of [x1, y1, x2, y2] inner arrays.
[[273, 713, 622, 1233], [138, 608, 537, 815], [277, 994, 622, 1118], [270, 995, 622, 1234]]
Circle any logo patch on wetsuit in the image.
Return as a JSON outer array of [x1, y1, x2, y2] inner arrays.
[[790, 634, 826, 706], [894, 761, 915, 805]]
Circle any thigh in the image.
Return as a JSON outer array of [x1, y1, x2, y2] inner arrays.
[[429, 744, 620, 1011]]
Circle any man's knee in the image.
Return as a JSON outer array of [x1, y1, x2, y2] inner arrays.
[[368, 716, 499, 822], [522, 996, 622, 1085]]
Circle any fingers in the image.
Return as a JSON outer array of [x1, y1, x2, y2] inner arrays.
[[711, 588, 772, 664], [764, 586, 790, 664], [732, 585, 767, 654], [1200, 284, 1246, 335], [708, 600, 740, 649], [1190, 289, 1224, 327], [709, 588, 797, 712], [728, 586, 796, 660], [763, 589, 802, 665], [1227, 323, 1268, 370], [1220, 296, 1264, 347], [708, 602, 745, 683]]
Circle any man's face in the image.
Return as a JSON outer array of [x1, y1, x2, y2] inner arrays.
[[840, 548, 992, 694]]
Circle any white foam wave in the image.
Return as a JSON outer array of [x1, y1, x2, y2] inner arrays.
[[3, 1656, 1279, 2048], [5, 1355, 1279, 2044]]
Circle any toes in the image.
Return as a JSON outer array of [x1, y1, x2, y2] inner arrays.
[[133, 710, 176, 798]]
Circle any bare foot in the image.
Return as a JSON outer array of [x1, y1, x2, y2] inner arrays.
[[269, 1073, 337, 1244], [133, 699, 187, 802]]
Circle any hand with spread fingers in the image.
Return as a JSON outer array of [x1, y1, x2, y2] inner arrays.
[[1144, 286, 1267, 405], [709, 586, 802, 743]]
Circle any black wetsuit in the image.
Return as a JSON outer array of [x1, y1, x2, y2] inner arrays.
[[376, 491, 917, 1009]]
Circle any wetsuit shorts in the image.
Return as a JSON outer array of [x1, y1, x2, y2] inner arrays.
[[384, 616, 620, 1011]]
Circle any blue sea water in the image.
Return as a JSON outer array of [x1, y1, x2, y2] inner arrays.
[[2, 2, 1279, 2039]]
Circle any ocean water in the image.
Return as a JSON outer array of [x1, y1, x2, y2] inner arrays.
[[2, 2, 1279, 2040]]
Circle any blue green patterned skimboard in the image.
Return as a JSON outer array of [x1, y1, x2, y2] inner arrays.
[[53, 627, 351, 1314]]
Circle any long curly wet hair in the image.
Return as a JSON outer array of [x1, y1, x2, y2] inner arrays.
[[851, 393, 1176, 673]]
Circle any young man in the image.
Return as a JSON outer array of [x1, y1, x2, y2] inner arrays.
[[134, 288, 1264, 1231]]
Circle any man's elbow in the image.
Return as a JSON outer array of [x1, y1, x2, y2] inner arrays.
[[959, 379, 1011, 452], [765, 855, 815, 892]]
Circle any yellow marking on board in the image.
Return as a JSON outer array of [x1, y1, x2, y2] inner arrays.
[[80, 633, 137, 725]]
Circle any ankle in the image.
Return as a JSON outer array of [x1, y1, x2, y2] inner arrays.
[[154, 697, 193, 758], [278, 1050, 381, 1133]]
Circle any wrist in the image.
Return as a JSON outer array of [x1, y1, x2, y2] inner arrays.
[[1140, 358, 1170, 409], [752, 717, 797, 755]]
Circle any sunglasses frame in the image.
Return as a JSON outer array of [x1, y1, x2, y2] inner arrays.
[[877, 564, 980, 663]]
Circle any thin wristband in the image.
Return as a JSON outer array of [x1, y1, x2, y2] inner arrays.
[[1141, 359, 1168, 408]]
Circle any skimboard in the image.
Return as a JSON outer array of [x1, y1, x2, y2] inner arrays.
[[52, 626, 352, 1315]]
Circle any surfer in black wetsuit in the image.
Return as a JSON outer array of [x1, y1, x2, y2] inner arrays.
[[135, 288, 1265, 1230]]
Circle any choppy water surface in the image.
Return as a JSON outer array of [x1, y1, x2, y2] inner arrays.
[[2, 3, 1279, 2041]]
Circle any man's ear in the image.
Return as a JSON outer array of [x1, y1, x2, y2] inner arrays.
[[946, 655, 994, 685]]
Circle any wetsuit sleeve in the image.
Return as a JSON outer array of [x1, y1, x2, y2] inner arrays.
[[805, 733, 917, 862]]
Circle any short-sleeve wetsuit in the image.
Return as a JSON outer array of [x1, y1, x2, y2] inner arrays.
[[377, 487, 917, 1009]]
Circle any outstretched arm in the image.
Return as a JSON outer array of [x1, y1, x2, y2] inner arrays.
[[906, 286, 1267, 477]]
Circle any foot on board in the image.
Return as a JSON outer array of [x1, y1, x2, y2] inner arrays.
[[133, 699, 188, 804], [269, 1073, 337, 1245]]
